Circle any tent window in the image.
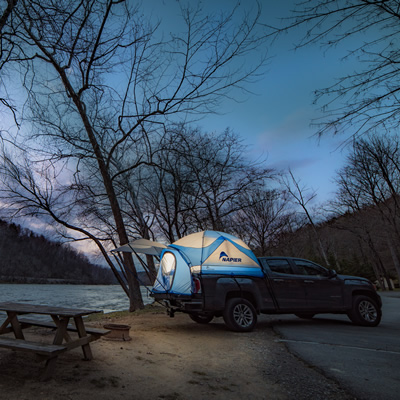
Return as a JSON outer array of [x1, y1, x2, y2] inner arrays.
[[160, 252, 176, 290], [161, 252, 176, 275]]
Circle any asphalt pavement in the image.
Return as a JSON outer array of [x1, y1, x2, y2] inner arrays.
[[267, 291, 400, 400]]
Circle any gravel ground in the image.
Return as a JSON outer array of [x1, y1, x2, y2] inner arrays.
[[248, 316, 357, 400], [0, 307, 358, 399]]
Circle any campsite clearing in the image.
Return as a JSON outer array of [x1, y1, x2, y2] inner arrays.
[[0, 304, 354, 400]]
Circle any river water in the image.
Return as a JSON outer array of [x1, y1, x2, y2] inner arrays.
[[0, 284, 153, 314]]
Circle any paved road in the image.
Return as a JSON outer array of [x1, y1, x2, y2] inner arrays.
[[267, 292, 400, 400]]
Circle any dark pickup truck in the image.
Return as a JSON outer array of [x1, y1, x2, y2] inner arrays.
[[157, 256, 382, 332]]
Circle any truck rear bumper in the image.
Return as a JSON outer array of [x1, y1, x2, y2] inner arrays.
[[152, 293, 203, 312]]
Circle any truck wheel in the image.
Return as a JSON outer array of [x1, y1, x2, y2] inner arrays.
[[189, 313, 214, 324], [347, 295, 381, 327], [295, 313, 315, 319], [223, 298, 257, 332]]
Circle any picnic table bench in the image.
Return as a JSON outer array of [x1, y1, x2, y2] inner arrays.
[[0, 302, 110, 381], [18, 317, 109, 337], [0, 336, 67, 356]]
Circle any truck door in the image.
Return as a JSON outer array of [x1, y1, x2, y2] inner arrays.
[[292, 259, 343, 309], [260, 258, 308, 311]]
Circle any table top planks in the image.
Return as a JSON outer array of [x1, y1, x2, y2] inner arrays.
[[0, 302, 101, 317]]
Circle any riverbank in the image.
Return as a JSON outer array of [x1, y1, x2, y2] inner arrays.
[[0, 305, 355, 400]]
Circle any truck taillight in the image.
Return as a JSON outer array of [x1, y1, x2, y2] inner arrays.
[[192, 277, 202, 294]]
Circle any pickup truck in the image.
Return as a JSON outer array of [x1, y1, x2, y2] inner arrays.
[[154, 256, 382, 332]]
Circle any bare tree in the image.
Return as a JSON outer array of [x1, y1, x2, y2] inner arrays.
[[136, 126, 274, 242], [0, 151, 131, 288], [280, 169, 330, 265], [153, 126, 274, 238], [232, 188, 293, 256], [0, 0, 20, 128], [329, 190, 392, 289], [0, 0, 18, 34], [0, 0, 270, 309], [276, 0, 400, 140], [137, 129, 195, 243], [333, 133, 400, 282]]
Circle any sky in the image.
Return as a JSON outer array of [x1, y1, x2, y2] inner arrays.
[[0, 0, 364, 258], [1, 0, 358, 207], [144, 0, 358, 204]]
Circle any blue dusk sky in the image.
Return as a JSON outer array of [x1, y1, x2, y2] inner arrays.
[[0, 0, 368, 258], [144, 0, 362, 203], [0, 1, 361, 205]]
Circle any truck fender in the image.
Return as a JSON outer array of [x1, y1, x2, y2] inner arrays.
[[211, 277, 264, 310]]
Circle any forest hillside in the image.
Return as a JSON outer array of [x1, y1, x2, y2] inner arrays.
[[0, 219, 116, 284], [264, 199, 400, 290]]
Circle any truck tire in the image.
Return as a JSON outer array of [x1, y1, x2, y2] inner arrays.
[[189, 313, 214, 324], [347, 295, 381, 327], [223, 298, 257, 332]]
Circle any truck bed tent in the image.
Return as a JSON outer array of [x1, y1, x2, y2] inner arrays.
[[152, 231, 263, 296]]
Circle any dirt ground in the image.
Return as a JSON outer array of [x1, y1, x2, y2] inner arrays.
[[0, 305, 356, 400]]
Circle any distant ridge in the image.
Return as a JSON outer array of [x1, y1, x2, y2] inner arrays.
[[0, 219, 116, 284]]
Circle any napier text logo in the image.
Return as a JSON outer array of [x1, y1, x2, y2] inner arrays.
[[219, 251, 242, 263]]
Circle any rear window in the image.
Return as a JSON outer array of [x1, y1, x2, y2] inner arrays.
[[264, 259, 293, 275]]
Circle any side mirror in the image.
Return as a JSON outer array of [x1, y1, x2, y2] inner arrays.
[[328, 269, 337, 278]]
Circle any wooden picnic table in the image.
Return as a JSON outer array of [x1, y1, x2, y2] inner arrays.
[[0, 302, 110, 380]]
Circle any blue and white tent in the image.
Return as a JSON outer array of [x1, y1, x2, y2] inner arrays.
[[152, 231, 263, 296]]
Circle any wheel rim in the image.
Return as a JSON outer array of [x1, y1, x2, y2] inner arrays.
[[359, 300, 377, 322], [233, 303, 253, 328]]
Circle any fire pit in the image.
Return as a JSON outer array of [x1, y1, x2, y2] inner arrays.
[[103, 324, 132, 341]]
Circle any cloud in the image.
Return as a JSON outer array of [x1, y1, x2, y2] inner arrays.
[[269, 157, 317, 172]]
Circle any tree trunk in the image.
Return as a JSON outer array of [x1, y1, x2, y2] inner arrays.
[[124, 253, 144, 311], [386, 235, 399, 290], [57, 68, 144, 310]]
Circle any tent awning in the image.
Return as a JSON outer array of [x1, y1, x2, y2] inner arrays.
[[112, 238, 167, 256]]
